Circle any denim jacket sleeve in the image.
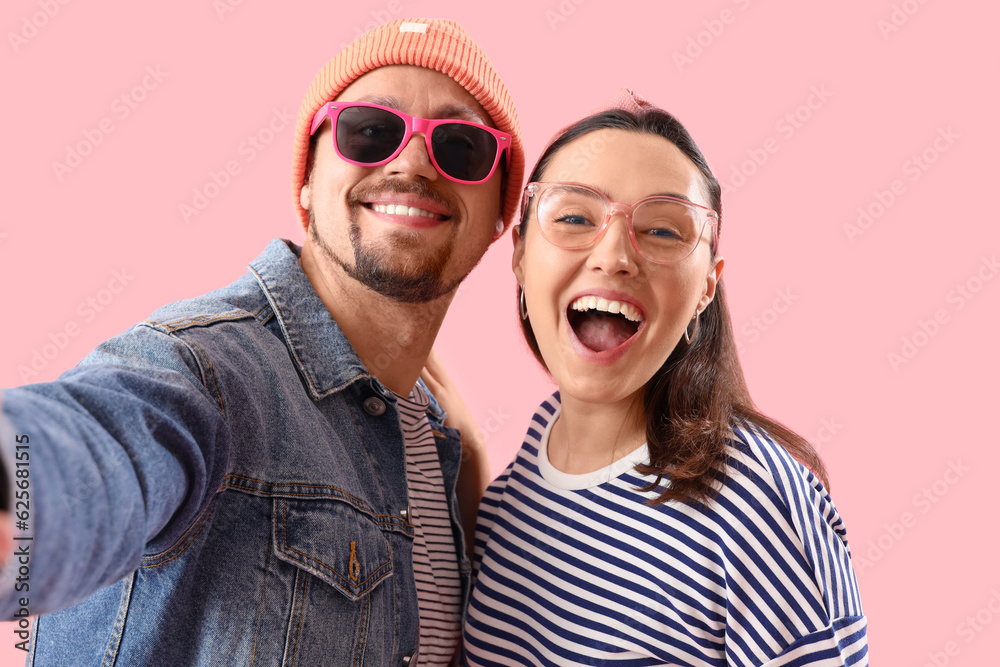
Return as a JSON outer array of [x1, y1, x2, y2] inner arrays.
[[0, 321, 232, 618]]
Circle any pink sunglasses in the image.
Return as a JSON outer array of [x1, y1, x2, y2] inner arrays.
[[310, 101, 510, 184]]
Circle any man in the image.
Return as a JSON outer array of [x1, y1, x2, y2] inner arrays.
[[0, 18, 524, 665]]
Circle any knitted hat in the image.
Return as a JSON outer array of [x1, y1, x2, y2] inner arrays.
[[291, 18, 524, 233]]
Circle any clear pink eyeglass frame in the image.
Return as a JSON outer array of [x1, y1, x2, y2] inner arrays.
[[522, 181, 721, 264], [309, 101, 511, 185]]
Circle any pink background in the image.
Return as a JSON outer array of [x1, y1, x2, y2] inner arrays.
[[2, 0, 997, 663]]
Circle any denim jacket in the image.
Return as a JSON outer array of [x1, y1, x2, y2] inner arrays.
[[0, 238, 470, 666]]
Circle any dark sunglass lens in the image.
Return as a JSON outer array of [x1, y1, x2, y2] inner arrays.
[[431, 124, 497, 182], [336, 107, 406, 164]]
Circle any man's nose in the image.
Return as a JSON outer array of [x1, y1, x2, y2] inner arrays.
[[383, 133, 438, 182]]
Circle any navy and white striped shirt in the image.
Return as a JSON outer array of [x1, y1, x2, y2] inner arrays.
[[464, 393, 867, 666]]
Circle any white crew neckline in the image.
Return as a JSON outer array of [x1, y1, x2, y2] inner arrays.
[[535, 405, 650, 491]]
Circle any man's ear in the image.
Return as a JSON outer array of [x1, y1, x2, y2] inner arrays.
[[492, 218, 506, 241], [512, 224, 525, 285], [300, 180, 312, 212], [300, 132, 320, 212]]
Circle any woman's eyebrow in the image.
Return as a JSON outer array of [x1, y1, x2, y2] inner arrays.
[[649, 192, 695, 202], [598, 187, 696, 203]]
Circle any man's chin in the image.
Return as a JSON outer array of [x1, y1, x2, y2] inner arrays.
[[309, 211, 461, 303], [350, 224, 459, 303], [347, 263, 459, 304], [342, 240, 456, 304]]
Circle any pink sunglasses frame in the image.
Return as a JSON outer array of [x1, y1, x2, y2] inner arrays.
[[309, 101, 511, 185]]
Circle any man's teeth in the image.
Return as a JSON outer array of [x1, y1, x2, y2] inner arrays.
[[372, 203, 442, 220], [569, 296, 644, 322]]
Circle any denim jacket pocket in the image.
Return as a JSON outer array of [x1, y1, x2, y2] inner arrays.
[[272, 497, 393, 600]]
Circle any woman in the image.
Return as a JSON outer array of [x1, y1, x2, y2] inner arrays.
[[455, 93, 867, 665]]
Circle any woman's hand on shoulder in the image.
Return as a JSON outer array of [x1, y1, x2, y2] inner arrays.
[[420, 349, 486, 461], [421, 349, 492, 557]]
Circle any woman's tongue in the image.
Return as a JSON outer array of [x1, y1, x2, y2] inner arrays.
[[571, 312, 637, 352]]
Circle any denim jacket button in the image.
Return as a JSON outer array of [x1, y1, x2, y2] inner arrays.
[[400, 505, 409, 522], [363, 397, 386, 416], [401, 654, 414, 666]]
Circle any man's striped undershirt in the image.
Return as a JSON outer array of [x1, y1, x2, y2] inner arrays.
[[396, 384, 462, 666]]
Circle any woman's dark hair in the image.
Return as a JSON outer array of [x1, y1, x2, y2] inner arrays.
[[518, 108, 828, 504]]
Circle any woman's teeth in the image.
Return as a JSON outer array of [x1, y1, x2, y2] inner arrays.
[[371, 203, 443, 220], [569, 296, 644, 322]]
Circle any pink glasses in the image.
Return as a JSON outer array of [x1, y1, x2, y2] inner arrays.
[[522, 181, 720, 264]]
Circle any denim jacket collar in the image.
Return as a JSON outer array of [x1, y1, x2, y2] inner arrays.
[[246, 239, 448, 424], [247, 239, 373, 400]]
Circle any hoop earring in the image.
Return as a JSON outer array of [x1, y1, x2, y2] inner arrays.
[[683, 310, 700, 344], [520, 284, 529, 321]]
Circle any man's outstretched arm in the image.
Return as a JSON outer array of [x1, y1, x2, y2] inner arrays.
[[0, 323, 231, 618]]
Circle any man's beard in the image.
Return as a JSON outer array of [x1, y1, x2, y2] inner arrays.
[[309, 181, 466, 304]]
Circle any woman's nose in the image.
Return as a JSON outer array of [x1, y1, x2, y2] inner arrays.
[[585, 213, 640, 276]]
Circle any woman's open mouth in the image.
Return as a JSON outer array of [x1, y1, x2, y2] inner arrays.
[[566, 295, 645, 362]]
